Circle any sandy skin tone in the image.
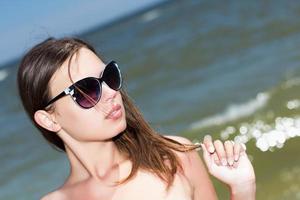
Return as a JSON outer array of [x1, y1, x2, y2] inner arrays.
[[34, 48, 255, 200]]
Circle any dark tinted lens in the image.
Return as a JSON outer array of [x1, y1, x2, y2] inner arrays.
[[74, 78, 101, 108], [102, 62, 122, 90]]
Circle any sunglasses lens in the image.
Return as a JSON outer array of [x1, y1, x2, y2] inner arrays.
[[102, 62, 122, 90], [74, 78, 101, 108], [69, 61, 121, 109]]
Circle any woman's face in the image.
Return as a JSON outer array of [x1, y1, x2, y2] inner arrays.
[[48, 48, 127, 142]]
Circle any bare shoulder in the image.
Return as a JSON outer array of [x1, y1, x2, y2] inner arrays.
[[40, 189, 65, 200], [163, 135, 196, 167], [164, 135, 205, 169], [164, 135, 217, 198]]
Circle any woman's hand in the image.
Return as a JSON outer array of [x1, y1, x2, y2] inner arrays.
[[201, 135, 256, 200]]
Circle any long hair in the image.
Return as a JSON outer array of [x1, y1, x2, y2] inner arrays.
[[17, 37, 200, 190]]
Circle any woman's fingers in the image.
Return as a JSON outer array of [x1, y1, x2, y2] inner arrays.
[[202, 135, 247, 167], [202, 135, 221, 166], [203, 135, 215, 153], [212, 152, 221, 166], [224, 140, 234, 166], [214, 140, 227, 166], [233, 142, 241, 162]]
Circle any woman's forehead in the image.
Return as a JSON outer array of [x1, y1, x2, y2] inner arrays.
[[71, 48, 105, 78], [50, 48, 105, 96]]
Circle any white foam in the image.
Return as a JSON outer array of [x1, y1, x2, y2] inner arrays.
[[141, 9, 160, 22], [286, 99, 300, 110], [189, 92, 270, 130], [0, 69, 8, 82]]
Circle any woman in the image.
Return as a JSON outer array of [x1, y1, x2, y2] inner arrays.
[[17, 37, 255, 200]]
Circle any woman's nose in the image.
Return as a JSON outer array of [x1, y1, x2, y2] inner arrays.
[[101, 81, 117, 102]]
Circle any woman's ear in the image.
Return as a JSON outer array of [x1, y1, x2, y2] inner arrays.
[[34, 110, 61, 132]]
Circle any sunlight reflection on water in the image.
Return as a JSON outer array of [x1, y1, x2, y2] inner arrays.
[[220, 115, 300, 152]]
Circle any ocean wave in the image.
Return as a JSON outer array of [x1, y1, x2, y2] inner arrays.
[[0, 69, 8, 82], [189, 92, 270, 130]]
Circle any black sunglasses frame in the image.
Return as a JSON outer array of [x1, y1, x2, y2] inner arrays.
[[44, 60, 122, 109]]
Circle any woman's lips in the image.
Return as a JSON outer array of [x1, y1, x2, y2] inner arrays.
[[106, 104, 122, 120]]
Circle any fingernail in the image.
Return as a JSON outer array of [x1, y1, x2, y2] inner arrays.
[[221, 159, 227, 166], [228, 158, 234, 166], [204, 135, 212, 139], [234, 154, 239, 161], [208, 146, 215, 153]]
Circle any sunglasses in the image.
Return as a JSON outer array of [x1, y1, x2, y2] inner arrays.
[[45, 60, 122, 109]]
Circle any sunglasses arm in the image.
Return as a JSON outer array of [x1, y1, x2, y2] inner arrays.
[[45, 87, 74, 108]]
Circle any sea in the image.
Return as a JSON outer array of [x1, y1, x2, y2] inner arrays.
[[1, 0, 300, 199]]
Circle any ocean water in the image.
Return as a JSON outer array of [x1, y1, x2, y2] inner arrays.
[[1, 0, 300, 199]]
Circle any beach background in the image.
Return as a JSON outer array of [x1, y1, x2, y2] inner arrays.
[[1, 0, 300, 199]]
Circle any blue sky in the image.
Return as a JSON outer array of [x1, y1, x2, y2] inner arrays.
[[0, 0, 163, 66]]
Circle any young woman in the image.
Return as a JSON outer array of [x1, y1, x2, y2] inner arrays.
[[17, 37, 255, 200]]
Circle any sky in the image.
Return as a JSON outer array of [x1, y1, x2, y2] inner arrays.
[[0, 0, 163, 66]]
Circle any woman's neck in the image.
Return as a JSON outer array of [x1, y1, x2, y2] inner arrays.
[[58, 131, 127, 186]]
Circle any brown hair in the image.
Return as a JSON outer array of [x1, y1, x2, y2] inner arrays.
[[17, 37, 200, 190]]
